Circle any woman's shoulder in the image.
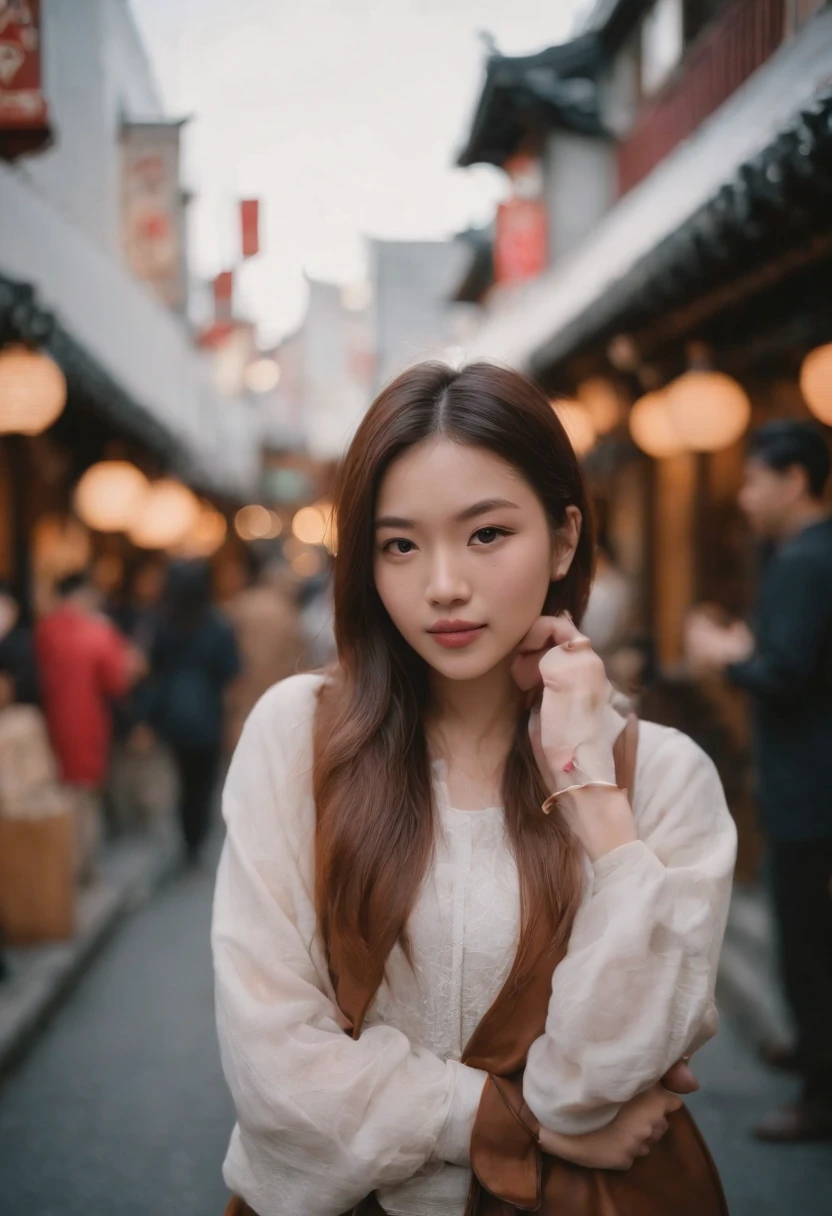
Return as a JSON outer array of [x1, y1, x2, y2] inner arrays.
[[634, 718, 722, 803], [630, 717, 734, 847], [223, 672, 327, 843], [608, 703, 717, 788], [245, 670, 327, 755], [634, 718, 716, 776]]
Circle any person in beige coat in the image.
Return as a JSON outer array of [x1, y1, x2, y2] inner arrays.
[[223, 550, 306, 752]]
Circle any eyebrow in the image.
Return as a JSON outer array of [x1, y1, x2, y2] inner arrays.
[[375, 497, 521, 530]]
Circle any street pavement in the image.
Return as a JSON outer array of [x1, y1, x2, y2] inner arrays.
[[0, 831, 830, 1216]]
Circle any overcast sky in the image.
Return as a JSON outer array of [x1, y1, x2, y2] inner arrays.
[[130, 0, 589, 344]]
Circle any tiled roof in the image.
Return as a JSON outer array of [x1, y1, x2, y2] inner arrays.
[[455, 36, 607, 169], [464, 7, 832, 371]]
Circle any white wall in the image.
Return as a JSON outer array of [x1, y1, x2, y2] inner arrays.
[[371, 239, 469, 389], [19, 0, 163, 256], [543, 131, 616, 264], [302, 280, 373, 461]]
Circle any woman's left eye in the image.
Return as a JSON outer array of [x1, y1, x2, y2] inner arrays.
[[471, 527, 509, 546]]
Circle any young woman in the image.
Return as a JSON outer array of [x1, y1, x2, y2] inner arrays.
[[213, 362, 736, 1216]]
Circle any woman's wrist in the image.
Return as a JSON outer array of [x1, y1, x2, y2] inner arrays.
[[554, 785, 636, 862], [545, 740, 616, 792]]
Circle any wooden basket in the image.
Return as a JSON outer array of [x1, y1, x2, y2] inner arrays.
[[0, 811, 76, 944]]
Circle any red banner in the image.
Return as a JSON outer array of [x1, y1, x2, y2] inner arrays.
[[0, 0, 50, 157], [240, 199, 260, 259], [213, 270, 234, 322], [494, 197, 547, 285]]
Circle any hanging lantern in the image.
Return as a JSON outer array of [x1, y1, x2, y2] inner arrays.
[[292, 504, 328, 546], [235, 504, 282, 541], [666, 371, 750, 452], [552, 399, 596, 457], [127, 479, 200, 550], [73, 461, 149, 532], [173, 502, 228, 558], [577, 377, 622, 435], [629, 391, 686, 459], [799, 343, 832, 424], [0, 345, 67, 436]]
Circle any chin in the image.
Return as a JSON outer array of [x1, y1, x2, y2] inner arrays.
[[419, 644, 510, 683]]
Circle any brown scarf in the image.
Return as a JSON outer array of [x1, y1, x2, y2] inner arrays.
[[225, 716, 728, 1216]]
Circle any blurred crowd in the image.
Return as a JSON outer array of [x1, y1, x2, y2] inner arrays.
[[0, 549, 333, 909]]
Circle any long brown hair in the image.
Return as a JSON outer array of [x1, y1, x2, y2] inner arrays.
[[314, 362, 595, 1007]]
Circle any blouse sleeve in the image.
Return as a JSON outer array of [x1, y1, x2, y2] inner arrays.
[[523, 726, 737, 1136], [212, 677, 485, 1216]]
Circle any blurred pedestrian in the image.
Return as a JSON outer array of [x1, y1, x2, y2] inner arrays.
[[0, 579, 39, 709], [146, 561, 240, 865], [223, 548, 305, 752], [35, 570, 144, 883], [686, 420, 832, 1142], [108, 557, 167, 652], [106, 558, 173, 835]]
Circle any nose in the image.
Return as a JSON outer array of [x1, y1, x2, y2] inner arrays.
[[425, 546, 471, 607]]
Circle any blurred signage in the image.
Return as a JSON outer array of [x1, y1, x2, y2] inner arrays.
[[213, 270, 234, 322], [120, 120, 187, 311], [240, 199, 260, 259], [494, 197, 547, 284], [0, 0, 50, 159]]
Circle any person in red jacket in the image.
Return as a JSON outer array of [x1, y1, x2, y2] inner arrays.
[[36, 570, 143, 882]]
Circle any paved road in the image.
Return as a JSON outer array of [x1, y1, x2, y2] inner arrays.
[[0, 839, 233, 1216], [0, 835, 830, 1216]]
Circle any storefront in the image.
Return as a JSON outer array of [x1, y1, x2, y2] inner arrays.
[[457, 5, 832, 875]]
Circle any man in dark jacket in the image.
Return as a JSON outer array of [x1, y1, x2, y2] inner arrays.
[[687, 420, 832, 1142]]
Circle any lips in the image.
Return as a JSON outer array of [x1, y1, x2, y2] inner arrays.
[[427, 621, 486, 649]]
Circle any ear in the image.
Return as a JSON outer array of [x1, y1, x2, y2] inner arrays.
[[550, 506, 582, 581]]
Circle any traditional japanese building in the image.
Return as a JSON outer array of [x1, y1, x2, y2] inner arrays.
[[454, 0, 832, 875]]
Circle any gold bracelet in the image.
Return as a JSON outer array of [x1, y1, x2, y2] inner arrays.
[[541, 781, 622, 815]]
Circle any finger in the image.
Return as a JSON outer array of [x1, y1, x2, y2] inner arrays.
[[514, 614, 582, 658], [511, 616, 589, 692], [661, 1061, 700, 1095], [649, 1118, 669, 1141]]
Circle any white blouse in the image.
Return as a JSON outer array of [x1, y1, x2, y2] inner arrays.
[[212, 672, 737, 1216]]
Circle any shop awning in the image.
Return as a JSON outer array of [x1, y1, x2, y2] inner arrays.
[[0, 165, 259, 498], [464, 7, 832, 373]]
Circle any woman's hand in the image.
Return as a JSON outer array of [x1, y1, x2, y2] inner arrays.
[[512, 614, 614, 789], [512, 615, 635, 860], [537, 1084, 684, 1171]]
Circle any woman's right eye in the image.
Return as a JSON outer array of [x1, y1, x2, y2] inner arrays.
[[383, 538, 416, 555]]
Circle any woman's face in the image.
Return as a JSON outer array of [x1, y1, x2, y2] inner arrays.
[[374, 437, 579, 682]]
